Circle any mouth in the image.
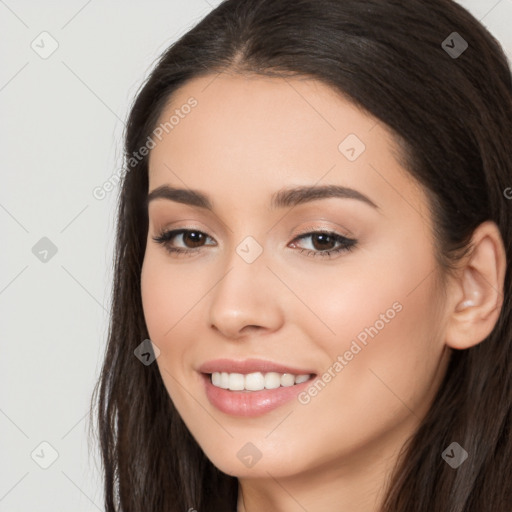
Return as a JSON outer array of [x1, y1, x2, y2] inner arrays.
[[208, 371, 313, 391], [197, 359, 317, 417]]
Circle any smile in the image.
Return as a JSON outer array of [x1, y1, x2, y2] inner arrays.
[[210, 371, 312, 391]]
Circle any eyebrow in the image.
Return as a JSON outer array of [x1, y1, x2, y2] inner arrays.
[[146, 184, 379, 210]]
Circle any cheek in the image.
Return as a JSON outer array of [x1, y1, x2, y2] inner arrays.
[[140, 250, 218, 407], [313, 235, 441, 359], [141, 263, 172, 343], [304, 270, 445, 435], [277, 259, 419, 359], [296, 246, 445, 416], [140, 253, 202, 410], [285, 285, 446, 471], [140, 251, 209, 342]]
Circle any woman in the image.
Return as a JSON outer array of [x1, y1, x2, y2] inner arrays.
[[90, 0, 512, 510]]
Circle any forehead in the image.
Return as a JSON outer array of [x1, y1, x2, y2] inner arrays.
[[147, 72, 427, 221], [150, 73, 381, 170]]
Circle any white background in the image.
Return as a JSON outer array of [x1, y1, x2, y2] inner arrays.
[[1, 1, 511, 510]]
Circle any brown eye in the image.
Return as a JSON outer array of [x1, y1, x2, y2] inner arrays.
[[291, 230, 357, 258], [152, 229, 216, 256], [181, 231, 207, 248], [310, 233, 337, 251]]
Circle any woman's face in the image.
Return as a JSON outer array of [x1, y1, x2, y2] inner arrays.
[[141, 73, 452, 483]]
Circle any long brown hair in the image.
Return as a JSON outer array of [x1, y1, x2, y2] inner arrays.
[[89, 0, 512, 510]]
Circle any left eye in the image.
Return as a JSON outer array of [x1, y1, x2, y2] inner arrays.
[[290, 231, 357, 258], [152, 229, 357, 258]]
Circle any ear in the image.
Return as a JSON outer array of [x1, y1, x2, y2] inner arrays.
[[444, 220, 507, 350]]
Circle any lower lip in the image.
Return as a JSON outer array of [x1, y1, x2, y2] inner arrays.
[[201, 373, 315, 417]]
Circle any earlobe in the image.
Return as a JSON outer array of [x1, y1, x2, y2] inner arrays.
[[445, 221, 506, 350], [453, 270, 481, 312], [455, 299, 476, 311]]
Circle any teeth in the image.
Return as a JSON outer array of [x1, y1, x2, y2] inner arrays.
[[245, 372, 265, 391], [232, 373, 246, 390], [211, 372, 221, 387], [294, 374, 310, 384], [281, 374, 295, 387], [210, 371, 312, 391], [211, 372, 231, 389], [264, 372, 281, 389]]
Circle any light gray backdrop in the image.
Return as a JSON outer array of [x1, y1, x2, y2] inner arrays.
[[1, 1, 511, 510]]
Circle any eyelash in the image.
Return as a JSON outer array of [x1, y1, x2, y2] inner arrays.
[[152, 228, 357, 259]]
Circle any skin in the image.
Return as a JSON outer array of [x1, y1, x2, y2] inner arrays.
[[140, 72, 506, 512]]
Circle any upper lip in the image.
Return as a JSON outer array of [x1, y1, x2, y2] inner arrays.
[[198, 358, 315, 375]]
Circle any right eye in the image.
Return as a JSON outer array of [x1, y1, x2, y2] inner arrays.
[[152, 229, 216, 256]]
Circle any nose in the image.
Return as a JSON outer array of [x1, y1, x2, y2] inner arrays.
[[207, 248, 285, 340]]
